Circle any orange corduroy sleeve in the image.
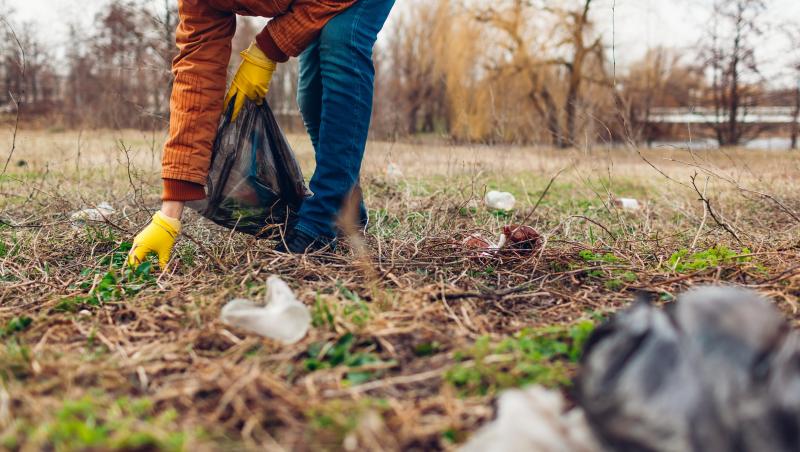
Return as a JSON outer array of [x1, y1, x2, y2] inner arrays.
[[161, 0, 357, 201], [161, 0, 236, 197], [256, 0, 358, 62]]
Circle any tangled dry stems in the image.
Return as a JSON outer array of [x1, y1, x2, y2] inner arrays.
[[1, 134, 800, 450]]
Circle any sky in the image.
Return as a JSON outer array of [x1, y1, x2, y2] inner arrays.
[[6, 0, 800, 87]]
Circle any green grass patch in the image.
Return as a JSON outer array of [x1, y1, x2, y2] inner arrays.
[[303, 333, 395, 386], [368, 208, 402, 238], [311, 283, 373, 331], [667, 245, 752, 273], [446, 320, 596, 396], [6, 395, 187, 451], [58, 242, 156, 311], [0, 228, 22, 258], [413, 341, 442, 357], [577, 250, 637, 291], [579, 249, 620, 264], [0, 316, 32, 338]]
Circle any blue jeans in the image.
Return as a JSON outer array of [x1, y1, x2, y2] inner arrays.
[[294, 0, 395, 241]]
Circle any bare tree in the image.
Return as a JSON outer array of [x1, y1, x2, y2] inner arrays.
[[623, 48, 706, 145], [476, 0, 605, 147], [701, 0, 767, 146], [544, 0, 605, 147], [474, 0, 556, 145], [61, 0, 178, 128], [139, 0, 179, 121], [0, 5, 60, 120], [382, 0, 450, 136]]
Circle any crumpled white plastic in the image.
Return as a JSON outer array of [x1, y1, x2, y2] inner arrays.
[[220, 275, 311, 344], [614, 198, 641, 211], [485, 191, 516, 211], [461, 386, 602, 452], [70, 202, 115, 228]]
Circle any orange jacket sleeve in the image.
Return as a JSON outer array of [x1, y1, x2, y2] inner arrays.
[[256, 0, 358, 62], [162, 0, 235, 190], [162, 0, 357, 201]]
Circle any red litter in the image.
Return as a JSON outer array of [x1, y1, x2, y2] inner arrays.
[[502, 224, 542, 252], [463, 234, 498, 258], [462, 225, 542, 257]]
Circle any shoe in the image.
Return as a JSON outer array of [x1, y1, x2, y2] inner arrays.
[[275, 228, 333, 254]]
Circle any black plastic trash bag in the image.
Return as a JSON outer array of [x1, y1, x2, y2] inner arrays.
[[188, 100, 309, 237], [577, 286, 800, 452]]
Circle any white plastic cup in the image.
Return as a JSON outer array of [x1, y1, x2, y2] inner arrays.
[[220, 276, 311, 344]]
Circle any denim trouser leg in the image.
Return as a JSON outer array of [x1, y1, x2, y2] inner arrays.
[[294, 0, 395, 240], [297, 41, 322, 153], [298, 39, 369, 232]]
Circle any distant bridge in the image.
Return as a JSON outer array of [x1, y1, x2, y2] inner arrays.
[[643, 107, 799, 125]]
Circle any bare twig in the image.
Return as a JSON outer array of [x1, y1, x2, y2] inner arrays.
[[1, 17, 25, 176], [690, 172, 742, 244], [690, 176, 710, 249]]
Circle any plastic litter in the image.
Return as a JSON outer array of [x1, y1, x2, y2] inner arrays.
[[70, 202, 115, 228], [462, 233, 502, 258], [386, 162, 404, 180], [463, 233, 495, 250], [613, 197, 641, 211], [188, 99, 309, 237], [578, 286, 800, 452], [485, 191, 516, 211], [463, 224, 542, 257], [502, 224, 542, 252], [461, 386, 602, 452], [220, 275, 311, 344]]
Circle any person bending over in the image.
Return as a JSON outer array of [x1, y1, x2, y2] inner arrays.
[[128, 0, 395, 268]]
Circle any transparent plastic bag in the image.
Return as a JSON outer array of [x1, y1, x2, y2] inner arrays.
[[188, 99, 309, 237]]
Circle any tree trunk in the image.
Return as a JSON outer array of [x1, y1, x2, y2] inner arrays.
[[423, 110, 435, 133], [725, 4, 745, 147], [407, 101, 419, 135], [727, 55, 740, 146], [565, 82, 579, 148], [564, 52, 584, 148], [540, 87, 564, 148]]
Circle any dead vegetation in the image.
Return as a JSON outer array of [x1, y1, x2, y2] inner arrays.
[[1, 130, 800, 450]]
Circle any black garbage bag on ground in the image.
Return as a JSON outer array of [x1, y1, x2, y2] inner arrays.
[[578, 286, 800, 452], [188, 100, 309, 237]]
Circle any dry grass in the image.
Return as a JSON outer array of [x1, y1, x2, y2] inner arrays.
[[2, 129, 800, 451]]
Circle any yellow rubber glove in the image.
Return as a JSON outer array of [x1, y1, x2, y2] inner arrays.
[[127, 211, 181, 270], [225, 42, 277, 121]]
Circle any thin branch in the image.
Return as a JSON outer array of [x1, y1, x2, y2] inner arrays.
[[1, 17, 25, 176], [690, 172, 742, 244], [690, 176, 710, 250]]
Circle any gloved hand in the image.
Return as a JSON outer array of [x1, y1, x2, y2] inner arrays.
[[225, 42, 277, 121], [127, 211, 181, 270]]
